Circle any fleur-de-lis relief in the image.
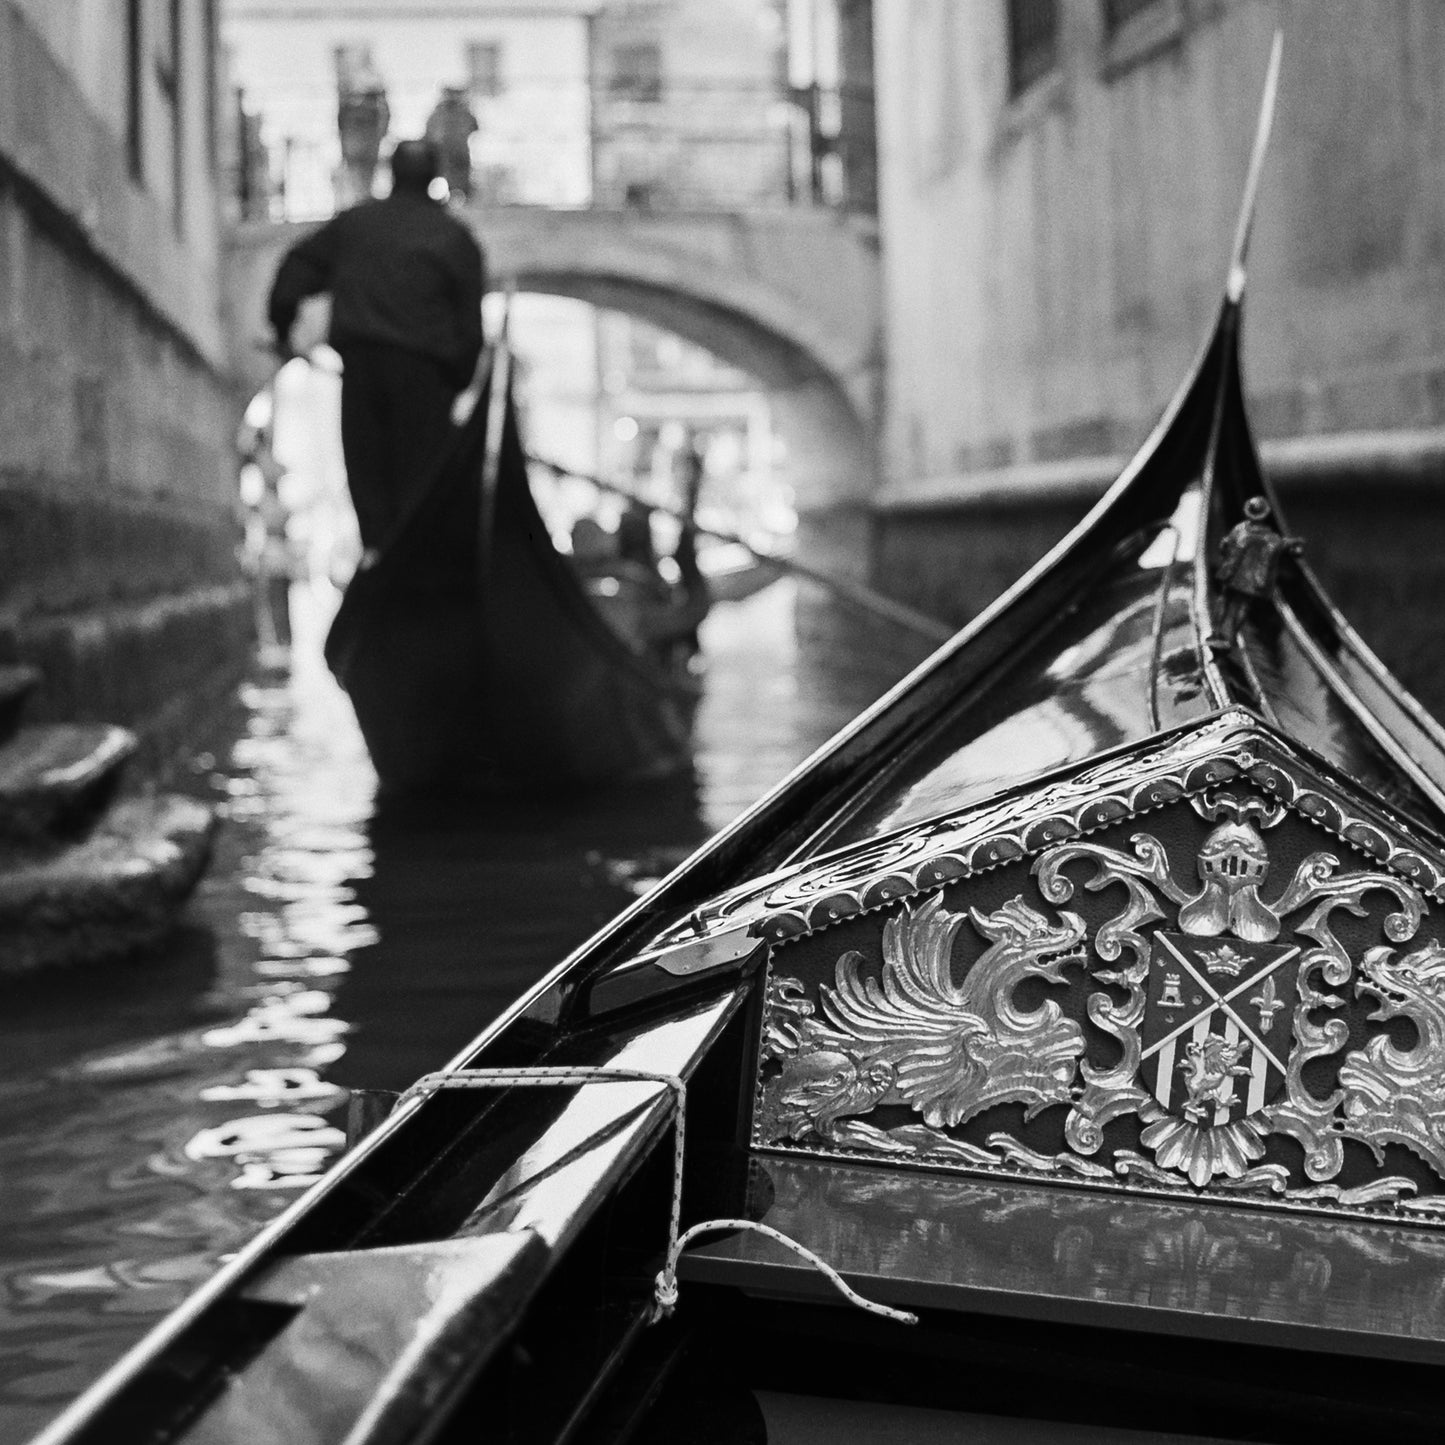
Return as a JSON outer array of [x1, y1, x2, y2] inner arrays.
[[1250, 973, 1283, 1031]]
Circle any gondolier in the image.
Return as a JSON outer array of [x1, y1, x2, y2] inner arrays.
[[322, 319, 706, 794], [267, 138, 485, 555]]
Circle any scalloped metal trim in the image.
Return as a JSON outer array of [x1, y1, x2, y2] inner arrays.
[[747, 712, 1445, 947]]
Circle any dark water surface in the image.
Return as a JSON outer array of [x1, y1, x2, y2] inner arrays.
[[0, 581, 923, 1443]]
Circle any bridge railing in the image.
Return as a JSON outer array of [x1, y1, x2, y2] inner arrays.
[[228, 76, 875, 225]]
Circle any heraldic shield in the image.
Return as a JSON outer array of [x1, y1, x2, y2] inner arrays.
[[1141, 930, 1301, 1129], [748, 715, 1445, 1223]]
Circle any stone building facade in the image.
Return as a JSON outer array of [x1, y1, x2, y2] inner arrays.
[[588, 0, 877, 213], [870, 0, 1445, 709], [0, 0, 250, 756]]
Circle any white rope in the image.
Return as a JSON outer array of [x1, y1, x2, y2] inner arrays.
[[396, 1066, 916, 1327], [654, 1219, 917, 1326], [398, 1066, 688, 1260]]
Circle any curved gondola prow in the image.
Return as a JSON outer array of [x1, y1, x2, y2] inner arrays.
[[1212, 316, 1445, 820], [1188, 30, 1283, 705], [853, 29, 1283, 752], [1189, 32, 1445, 820], [465, 308, 703, 788], [722, 32, 1351, 857], [476, 324, 700, 698]]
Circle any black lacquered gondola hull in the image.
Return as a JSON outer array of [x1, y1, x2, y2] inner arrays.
[[325, 355, 699, 795]]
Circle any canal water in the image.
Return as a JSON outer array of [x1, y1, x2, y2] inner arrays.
[[0, 579, 927, 1442]]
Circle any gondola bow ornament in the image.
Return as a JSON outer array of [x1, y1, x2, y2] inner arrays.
[[754, 768, 1445, 1209]]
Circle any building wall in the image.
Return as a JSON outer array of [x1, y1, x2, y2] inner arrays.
[[590, 0, 791, 207], [0, 0, 249, 752], [877, 0, 1445, 486], [870, 0, 1445, 709]]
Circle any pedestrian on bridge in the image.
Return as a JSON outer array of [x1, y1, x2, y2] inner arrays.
[[337, 80, 390, 205], [425, 86, 479, 202], [267, 139, 486, 559]]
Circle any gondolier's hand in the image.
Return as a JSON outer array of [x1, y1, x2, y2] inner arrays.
[[450, 385, 479, 427]]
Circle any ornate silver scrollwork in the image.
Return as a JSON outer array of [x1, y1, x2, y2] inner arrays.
[[754, 767, 1445, 1224], [756, 894, 1089, 1159], [644, 713, 1445, 983]]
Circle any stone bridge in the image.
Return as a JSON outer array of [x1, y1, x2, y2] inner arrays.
[[223, 204, 883, 511]]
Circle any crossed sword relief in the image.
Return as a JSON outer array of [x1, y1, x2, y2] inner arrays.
[[1141, 935, 1299, 1125]]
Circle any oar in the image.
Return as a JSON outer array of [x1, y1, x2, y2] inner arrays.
[[528, 452, 955, 645], [249, 342, 953, 644]]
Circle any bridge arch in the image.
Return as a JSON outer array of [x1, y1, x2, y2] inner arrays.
[[223, 206, 882, 515]]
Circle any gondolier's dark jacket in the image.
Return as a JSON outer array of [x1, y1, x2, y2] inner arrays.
[[268, 192, 485, 389]]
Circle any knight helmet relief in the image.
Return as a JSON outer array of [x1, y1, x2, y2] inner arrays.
[[751, 713, 1445, 1223]]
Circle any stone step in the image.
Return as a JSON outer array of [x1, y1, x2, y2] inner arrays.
[[0, 665, 42, 744], [0, 793, 217, 976], [0, 722, 138, 844]]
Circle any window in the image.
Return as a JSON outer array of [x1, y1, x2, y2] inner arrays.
[[204, 0, 220, 173], [1102, 0, 1162, 35], [333, 43, 376, 94], [1100, 0, 1184, 78], [157, 0, 183, 232], [1005, 0, 1059, 97], [126, 0, 143, 181], [609, 42, 662, 103], [155, 0, 178, 97], [467, 41, 503, 99]]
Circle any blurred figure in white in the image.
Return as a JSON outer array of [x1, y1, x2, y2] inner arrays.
[[238, 393, 303, 656]]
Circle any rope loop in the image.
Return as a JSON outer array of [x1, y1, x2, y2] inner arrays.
[[654, 1219, 916, 1326], [396, 1065, 914, 1328]]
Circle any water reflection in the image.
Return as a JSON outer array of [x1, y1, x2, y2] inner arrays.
[[0, 580, 920, 1439]]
